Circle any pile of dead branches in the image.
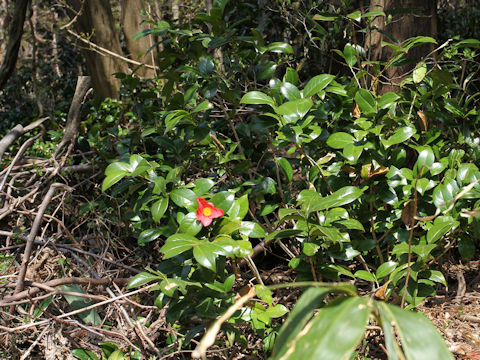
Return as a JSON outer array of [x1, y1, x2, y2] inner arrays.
[[0, 77, 167, 359]]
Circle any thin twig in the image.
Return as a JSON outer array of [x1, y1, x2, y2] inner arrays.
[[3, 283, 156, 332], [192, 287, 256, 359], [19, 324, 49, 360], [65, 28, 159, 70], [1, 277, 130, 306], [401, 176, 419, 308], [245, 255, 264, 286], [0, 133, 42, 194], [14, 183, 73, 296]]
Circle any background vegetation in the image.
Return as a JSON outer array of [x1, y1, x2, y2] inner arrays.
[[0, 0, 479, 359]]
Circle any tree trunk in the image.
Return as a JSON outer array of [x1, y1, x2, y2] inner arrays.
[[0, 0, 30, 91], [68, 0, 128, 99], [366, 0, 437, 94], [121, 0, 156, 78]]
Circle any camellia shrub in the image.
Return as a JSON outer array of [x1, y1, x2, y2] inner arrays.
[[97, 2, 480, 358]]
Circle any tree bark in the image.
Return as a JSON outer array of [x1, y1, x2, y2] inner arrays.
[[121, 0, 156, 78], [366, 0, 437, 94], [68, 0, 128, 99], [54, 76, 91, 158], [0, 0, 30, 91]]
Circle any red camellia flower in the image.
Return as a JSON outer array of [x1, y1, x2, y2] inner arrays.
[[196, 197, 224, 227]]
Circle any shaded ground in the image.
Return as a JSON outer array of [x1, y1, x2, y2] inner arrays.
[[419, 260, 480, 360]]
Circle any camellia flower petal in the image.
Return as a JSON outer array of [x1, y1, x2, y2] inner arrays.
[[196, 197, 224, 227]]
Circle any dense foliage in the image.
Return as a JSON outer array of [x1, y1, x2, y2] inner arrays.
[[1, 0, 480, 359]]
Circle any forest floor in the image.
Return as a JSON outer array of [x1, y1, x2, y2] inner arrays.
[[419, 260, 480, 360], [2, 238, 480, 359]]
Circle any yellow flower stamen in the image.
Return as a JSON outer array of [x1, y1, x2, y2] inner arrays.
[[203, 207, 212, 216]]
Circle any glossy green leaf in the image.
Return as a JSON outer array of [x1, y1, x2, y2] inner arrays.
[[432, 180, 459, 211], [275, 98, 313, 119], [235, 239, 253, 258], [273, 297, 369, 360], [413, 61, 427, 83], [355, 88, 376, 115], [362, 10, 386, 18], [107, 350, 125, 360], [412, 244, 437, 259], [314, 225, 344, 243], [326, 132, 355, 149], [283, 67, 299, 85], [424, 270, 447, 286], [328, 264, 355, 278], [344, 44, 357, 67], [312, 13, 339, 21], [325, 186, 364, 209], [260, 203, 277, 216], [378, 92, 400, 109], [377, 302, 454, 360], [426, 216, 459, 243], [63, 284, 101, 325], [151, 197, 169, 223], [343, 143, 363, 163], [212, 237, 238, 257], [280, 82, 301, 100], [297, 186, 364, 214], [128, 155, 149, 176], [265, 229, 304, 242], [266, 42, 293, 54], [456, 163, 480, 186], [240, 91, 275, 106], [376, 261, 398, 279], [402, 36, 437, 52], [414, 146, 435, 177], [193, 178, 214, 196], [382, 127, 416, 147], [239, 221, 266, 238], [212, 191, 235, 213], [160, 233, 198, 259], [158, 277, 190, 297], [227, 194, 249, 221], [198, 57, 214, 75], [193, 242, 222, 271], [170, 188, 197, 209], [273, 286, 354, 358], [277, 157, 293, 183], [192, 100, 213, 113], [347, 10, 361, 21], [303, 242, 320, 256], [354, 270, 376, 282], [138, 228, 165, 245], [71, 349, 100, 360], [336, 218, 365, 231], [102, 162, 130, 192], [265, 304, 289, 318], [256, 62, 277, 81], [218, 218, 243, 235], [127, 272, 161, 289], [178, 212, 203, 236], [303, 74, 335, 97], [326, 85, 347, 96]]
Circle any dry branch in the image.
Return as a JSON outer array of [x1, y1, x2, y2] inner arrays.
[[2, 283, 156, 333], [1, 277, 130, 307], [54, 76, 91, 158], [0, 117, 48, 163], [14, 183, 73, 295]]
